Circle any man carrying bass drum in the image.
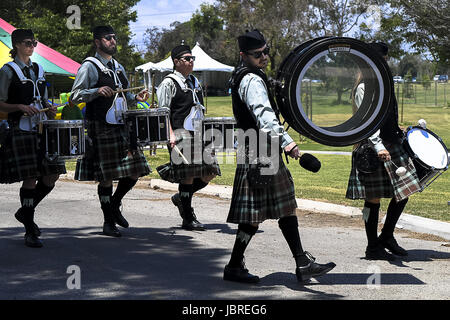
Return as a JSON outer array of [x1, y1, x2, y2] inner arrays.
[[224, 29, 336, 284], [347, 42, 422, 261]]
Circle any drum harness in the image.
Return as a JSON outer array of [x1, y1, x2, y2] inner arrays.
[[6, 61, 47, 132], [165, 73, 205, 131], [84, 57, 127, 124], [229, 65, 293, 165]]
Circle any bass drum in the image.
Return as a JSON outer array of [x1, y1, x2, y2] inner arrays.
[[275, 37, 393, 146]]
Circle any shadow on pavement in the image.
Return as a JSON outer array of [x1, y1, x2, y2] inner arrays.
[[0, 226, 297, 300], [315, 273, 425, 285], [258, 272, 346, 300]]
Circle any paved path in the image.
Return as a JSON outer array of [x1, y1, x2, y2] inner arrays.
[[0, 181, 449, 300]]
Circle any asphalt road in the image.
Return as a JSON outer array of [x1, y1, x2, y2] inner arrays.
[[0, 180, 449, 300]]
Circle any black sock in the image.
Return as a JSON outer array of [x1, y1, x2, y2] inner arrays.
[[33, 180, 54, 209], [179, 184, 193, 216], [19, 188, 36, 234], [380, 197, 408, 240], [363, 201, 381, 248], [228, 224, 258, 268], [98, 185, 113, 223], [112, 177, 137, 204], [191, 178, 208, 194], [278, 215, 309, 267]]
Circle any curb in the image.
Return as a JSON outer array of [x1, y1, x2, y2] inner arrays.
[[60, 172, 450, 241], [148, 179, 450, 241]]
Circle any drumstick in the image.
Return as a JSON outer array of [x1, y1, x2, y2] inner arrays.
[[113, 86, 145, 94], [173, 145, 190, 164], [151, 73, 156, 107], [24, 107, 53, 117]]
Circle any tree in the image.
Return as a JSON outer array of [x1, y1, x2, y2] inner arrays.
[[307, 0, 373, 37], [143, 27, 163, 62], [379, 0, 450, 67], [0, 0, 143, 70], [398, 54, 421, 77], [191, 4, 224, 52], [217, 0, 313, 74]]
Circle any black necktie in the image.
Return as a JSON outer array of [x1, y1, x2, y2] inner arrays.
[[23, 66, 31, 79], [107, 61, 114, 71], [186, 77, 194, 89]]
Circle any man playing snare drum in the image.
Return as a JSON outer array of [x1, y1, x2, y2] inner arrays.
[[0, 29, 63, 248], [347, 42, 422, 260], [156, 44, 221, 231], [70, 25, 150, 237]]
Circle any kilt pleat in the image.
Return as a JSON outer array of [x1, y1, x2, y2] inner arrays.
[[346, 142, 421, 202], [165, 129, 221, 181], [0, 128, 66, 183], [227, 159, 297, 224], [75, 121, 151, 182]]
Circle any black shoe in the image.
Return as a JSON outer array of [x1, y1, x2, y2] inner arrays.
[[171, 193, 185, 219], [379, 236, 408, 256], [102, 222, 122, 237], [24, 233, 43, 248], [182, 218, 206, 231], [224, 262, 260, 284], [15, 208, 41, 236], [182, 210, 206, 231], [295, 251, 336, 282], [365, 244, 396, 261], [111, 200, 129, 228]]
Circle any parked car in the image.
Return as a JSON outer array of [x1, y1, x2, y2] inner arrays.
[[433, 75, 440, 81], [411, 77, 417, 82], [438, 75, 448, 83], [393, 76, 404, 83]]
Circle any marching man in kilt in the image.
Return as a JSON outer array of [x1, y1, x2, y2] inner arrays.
[[0, 29, 64, 248], [157, 44, 221, 231], [70, 26, 150, 237], [224, 29, 336, 283], [346, 42, 422, 260]]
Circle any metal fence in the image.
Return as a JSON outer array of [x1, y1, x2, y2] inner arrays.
[[394, 81, 449, 108]]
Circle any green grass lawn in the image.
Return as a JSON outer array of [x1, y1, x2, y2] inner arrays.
[[64, 94, 449, 222], [65, 147, 449, 222]]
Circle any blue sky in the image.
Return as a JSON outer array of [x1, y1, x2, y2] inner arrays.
[[130, 0, 215, 51]]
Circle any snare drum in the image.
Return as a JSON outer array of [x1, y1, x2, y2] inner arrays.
[[202, 117, 237, 151], [125, 108, 170, 146], [41, 120, 85, 161], [403, 126, 449, 190]]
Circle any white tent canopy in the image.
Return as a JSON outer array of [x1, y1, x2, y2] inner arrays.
[[135, 42, 234, 73]]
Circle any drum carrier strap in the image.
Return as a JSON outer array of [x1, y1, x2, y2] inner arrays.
[[7, 61, 47, 131]]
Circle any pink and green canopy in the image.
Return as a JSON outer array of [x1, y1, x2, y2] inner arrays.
[[0, 17, 80, 76]]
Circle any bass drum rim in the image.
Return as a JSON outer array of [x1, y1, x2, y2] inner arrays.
[[276, 37, 393, 146]]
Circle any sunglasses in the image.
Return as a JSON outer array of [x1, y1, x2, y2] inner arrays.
[[22, 40, 38, 48], [180, 56, 196, 62], [246, 47, 270, 59], [103, 35, 117, 41]]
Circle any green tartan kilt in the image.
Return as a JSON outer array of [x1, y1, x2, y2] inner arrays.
[[227, 157, 298, 224], [346, 141, 422, 202], [75, 120, 151, 182], [0, 127, 66, 183], [165, 129, 221, 181]]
